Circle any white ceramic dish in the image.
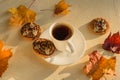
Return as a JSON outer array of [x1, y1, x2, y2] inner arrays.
[[40, 27, 86, 65]]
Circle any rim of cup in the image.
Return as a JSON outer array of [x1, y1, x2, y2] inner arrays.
[[49, 22, 74, 42]]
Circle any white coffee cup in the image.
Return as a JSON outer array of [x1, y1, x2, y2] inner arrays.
[[49, 22, 74, 53]]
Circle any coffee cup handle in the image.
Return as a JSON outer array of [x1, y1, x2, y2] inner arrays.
[[66, 41, 74, 53]]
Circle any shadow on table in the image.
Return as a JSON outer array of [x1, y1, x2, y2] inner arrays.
[[36, 7, 62, 26], [2, 43, 114, 80], [84, 44, 103, 56], [83, 43, 114, 57], [59, 44, 104, 80], [59, 43, 115, 80], [2, 41, 58, 80], [0, 11, 24, 46], [2, 27, 24, 46], [78, 23, 101, 40], [0, 11, 60, 80], [60, 63, 89, 80], [0, 11, 10, 34]]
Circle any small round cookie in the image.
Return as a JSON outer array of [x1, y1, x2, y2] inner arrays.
[[32, 38, 56, 58], [20, 22, 41, 40], [89, 18, 110, 35]]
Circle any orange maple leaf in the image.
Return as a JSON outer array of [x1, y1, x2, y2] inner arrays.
[[91, 57, 116, 80], [54, 0, 71, 16], [8, 5, 36, 27], [0, 41, 12, 77], [84, 51, 116, 80]]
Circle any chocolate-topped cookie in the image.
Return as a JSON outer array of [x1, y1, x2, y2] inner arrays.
[[89, 18, 110, 35], [20, 23, 41, 40], [32, 38, 56, 58]]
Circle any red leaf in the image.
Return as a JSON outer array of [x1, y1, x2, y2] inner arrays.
[[102, 32, 120, 54]]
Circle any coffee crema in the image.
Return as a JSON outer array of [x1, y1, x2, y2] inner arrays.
[[52, 24, 73, 40]]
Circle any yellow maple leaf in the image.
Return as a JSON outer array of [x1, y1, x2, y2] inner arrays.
[[54, 0, 71, 16], [84, 51, 116, 80], [91, 57, 116, 80], [0, 41, 12, 77], [8, 5, 36, 27]]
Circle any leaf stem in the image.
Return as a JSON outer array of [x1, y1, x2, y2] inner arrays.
[[40, 9, 53, 11], [28, 0, 36, 8]]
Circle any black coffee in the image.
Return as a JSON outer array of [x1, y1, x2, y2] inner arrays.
[[52, 24, 73, 40]]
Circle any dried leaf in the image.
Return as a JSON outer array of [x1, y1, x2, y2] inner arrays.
[[54, 0, 71, 16], [9, 5, 36, 27], [102, 32, 120, 54], [84, 51, 116, 80], [0, 41, 12, 77]]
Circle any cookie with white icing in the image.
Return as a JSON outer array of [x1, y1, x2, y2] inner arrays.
[[89, 18, 110, 35]]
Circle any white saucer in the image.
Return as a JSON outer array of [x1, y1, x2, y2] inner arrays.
[[40, 27, 86, 65]]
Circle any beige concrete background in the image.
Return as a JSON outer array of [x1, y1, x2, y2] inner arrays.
[[0, 0, 120, 80]]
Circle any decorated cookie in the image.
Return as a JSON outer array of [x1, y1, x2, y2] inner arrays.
[[89, 18, 110, 35], [20, 22, 41, 40], [32, 38, 56, 58]]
